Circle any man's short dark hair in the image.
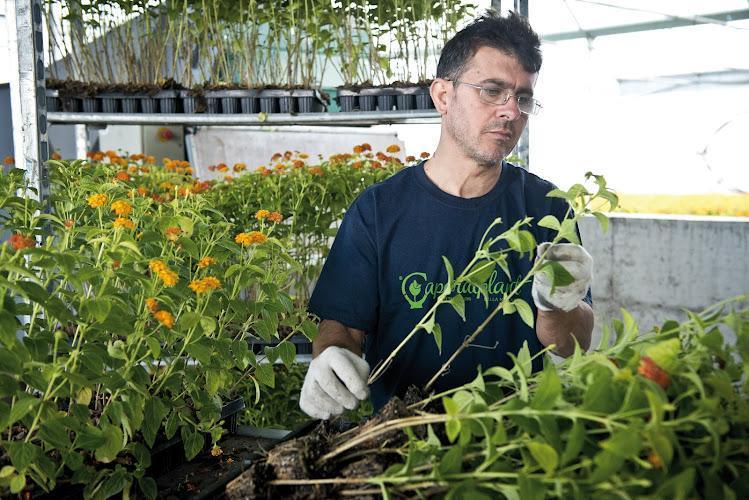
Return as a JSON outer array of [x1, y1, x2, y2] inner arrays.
[[436, 11, 542, 81]]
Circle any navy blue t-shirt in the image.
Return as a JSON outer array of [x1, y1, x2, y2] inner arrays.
[[308, 161, 590, 410]]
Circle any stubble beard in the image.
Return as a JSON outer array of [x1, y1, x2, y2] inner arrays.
[[445, 113, 516, 170]]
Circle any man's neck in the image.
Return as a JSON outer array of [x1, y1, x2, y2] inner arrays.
[[423, 144, 503, 199]]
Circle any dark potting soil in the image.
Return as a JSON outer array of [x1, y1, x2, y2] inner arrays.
[[155, 434, 274, 499]]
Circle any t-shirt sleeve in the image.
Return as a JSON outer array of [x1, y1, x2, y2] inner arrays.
[[307, 197, 379, 332]]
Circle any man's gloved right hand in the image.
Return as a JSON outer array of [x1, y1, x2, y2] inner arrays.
[[299, 346, 370, 420]]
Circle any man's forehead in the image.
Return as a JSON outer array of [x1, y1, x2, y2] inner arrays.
[[462, 47, 538, 89]]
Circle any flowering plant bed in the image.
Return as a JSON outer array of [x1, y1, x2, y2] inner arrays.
[[0, 156, 316, 497]]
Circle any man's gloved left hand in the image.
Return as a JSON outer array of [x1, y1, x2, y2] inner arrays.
[[532, 242, 593, 312]]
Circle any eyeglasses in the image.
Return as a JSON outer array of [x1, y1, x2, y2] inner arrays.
[[452, 80, 542, 116]]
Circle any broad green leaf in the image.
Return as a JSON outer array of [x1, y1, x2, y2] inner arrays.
[[95, 424, 124, 463], [527, 440, 558, 474], [186, 338, 213, 365], [39, 418, 72, 449], [142, 397, 169, 447], [182, 428, 204, 461], [9, 474, 25, 494], [138, 476, 157, 500], [601, 430, 642, 458], [6, 441, 39, 470], [254, 363, 275, 388], [8, 396, 38, 426], [592, 212, 609, 232], [0, 311, 20, 346], [76, 424, 107, 450], [81, 297, 112, 323], [277, 340, 296, 368]]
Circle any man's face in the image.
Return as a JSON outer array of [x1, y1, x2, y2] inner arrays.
[[443, 46, 537, 168]]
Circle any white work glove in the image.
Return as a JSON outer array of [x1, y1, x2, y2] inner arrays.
[[299, 346, 370, 420], [532, 242, 593, 312]]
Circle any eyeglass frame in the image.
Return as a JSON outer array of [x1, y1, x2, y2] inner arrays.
[[447, 79, 542, 116]]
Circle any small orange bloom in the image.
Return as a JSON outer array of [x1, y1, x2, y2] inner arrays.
[[234, 163, 246, 172], [235, 231, 267, 246], [217, 163, 229, 172], [164, 226, 182, 242], [51, 151, 62, 160], [406, 155, 416, 163], [299, 153, 309, 159], [4, 156, 15, 165], [647, 451, 663, 469], [274, 163, 285, 171], [353, 145, 364, 154], [9, 233, 36, 251], [361, 143, 372, 151], [153, 310, 174, 329], [292, 159, 305, 168], [92, 152, 105, 162], [197, 256, 216, 269], [88, 193, 108, 208], [271, 153, 282, 161], [371, 160, 382, 169], [386, 144, 401, 153], [188, 276, 221, 293], [268, 211, 283, 223], [137, 186, 149, 197], [352, 161, 362, 169], [420, 151, 431, 159], [145, 155, 156, 164], [283, 151, 293, 160], [64, 219, 75, 229], [255, 209, 270, 220], [113, 217, 135, 230], [146, 298, 159, 313], [309, 167, 323, 176], [111, 199, 133, 217], [115, 171, 131, 182], [224, 176, 233, 183]]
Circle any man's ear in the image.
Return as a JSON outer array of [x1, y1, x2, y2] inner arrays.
[[430, 78, 452, 115]]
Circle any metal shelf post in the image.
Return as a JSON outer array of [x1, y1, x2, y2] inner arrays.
[[8, 0, 49, 202]]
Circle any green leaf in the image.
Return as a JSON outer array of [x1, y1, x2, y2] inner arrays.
[[0, 311, 19, 346], [438, 445, 464, 475], [442, 255, 454, 293], [446, 418, 461, 443], [178, 237, 199, 259], [81, 297, 112, 323], [432, 323, 443, 354], [560, 420, 585, 466], [527, 440, 558, 474], [9, 474, 25, 494], [186, 338, 213, 365], [95, 424, 124, 463], [142, 397, 168, 447], [513, 298, 534, 328], [518, 473, 545, 499], [592, 212, 609, 232], [537, 215, 560, 231], [466, 261, 494, 286], [40, 418, 72, 449], [277, 341, 296, 368], [254, 363, 275, 388], [601, 430, 642, 459], [138, 476, 157, 500], [531, 362, 561, 410], [76, 424, 107, 450], [178, 311, 201, 331], [449, 294, 466, 321], [8, 396, 39, 426], [6, 441, 39, 470], [181, 427, 204, 461]]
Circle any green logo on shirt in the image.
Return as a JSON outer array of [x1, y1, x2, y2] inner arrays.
[[400, 268, 522, 310]]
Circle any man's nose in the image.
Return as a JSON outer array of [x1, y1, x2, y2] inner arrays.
[[496, 95, 522, 121]]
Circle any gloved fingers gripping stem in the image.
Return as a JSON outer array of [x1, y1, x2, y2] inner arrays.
[[300, 379, 343, 420]]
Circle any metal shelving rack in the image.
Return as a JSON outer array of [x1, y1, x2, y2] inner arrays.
[[46, 110, 442, 127]]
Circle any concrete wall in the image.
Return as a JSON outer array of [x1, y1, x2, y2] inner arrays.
[[580, 213, 749, 344]]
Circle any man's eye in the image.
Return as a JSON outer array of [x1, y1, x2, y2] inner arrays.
[[483, 88, 503, 98], [517, 96, 532, 105]]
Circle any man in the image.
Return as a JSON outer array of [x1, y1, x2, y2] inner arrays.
[[300, 12, 594, 419]]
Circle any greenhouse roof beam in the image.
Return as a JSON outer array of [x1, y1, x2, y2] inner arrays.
[[542, 8, 749, 42]]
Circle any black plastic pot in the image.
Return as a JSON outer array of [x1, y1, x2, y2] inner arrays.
[[240, 90, 260, 113], [336, 88, 358, 112], [156, 90, 179, 113], [45, 89, 61, 112], [292, 89, 327, 113], [121, 96, 140, 113], [396, 86, 420, 110], [180, 89, 203, 114], [99, 92, 120, 113], [141, 96, 158, 113], [259, 89, 288, 114], [414, 86, 434, 109], [358, 88, 378, 112], [81, 96, 99, 113]]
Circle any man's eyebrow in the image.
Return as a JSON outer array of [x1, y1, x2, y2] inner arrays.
[[478, 78, 534, 96]]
